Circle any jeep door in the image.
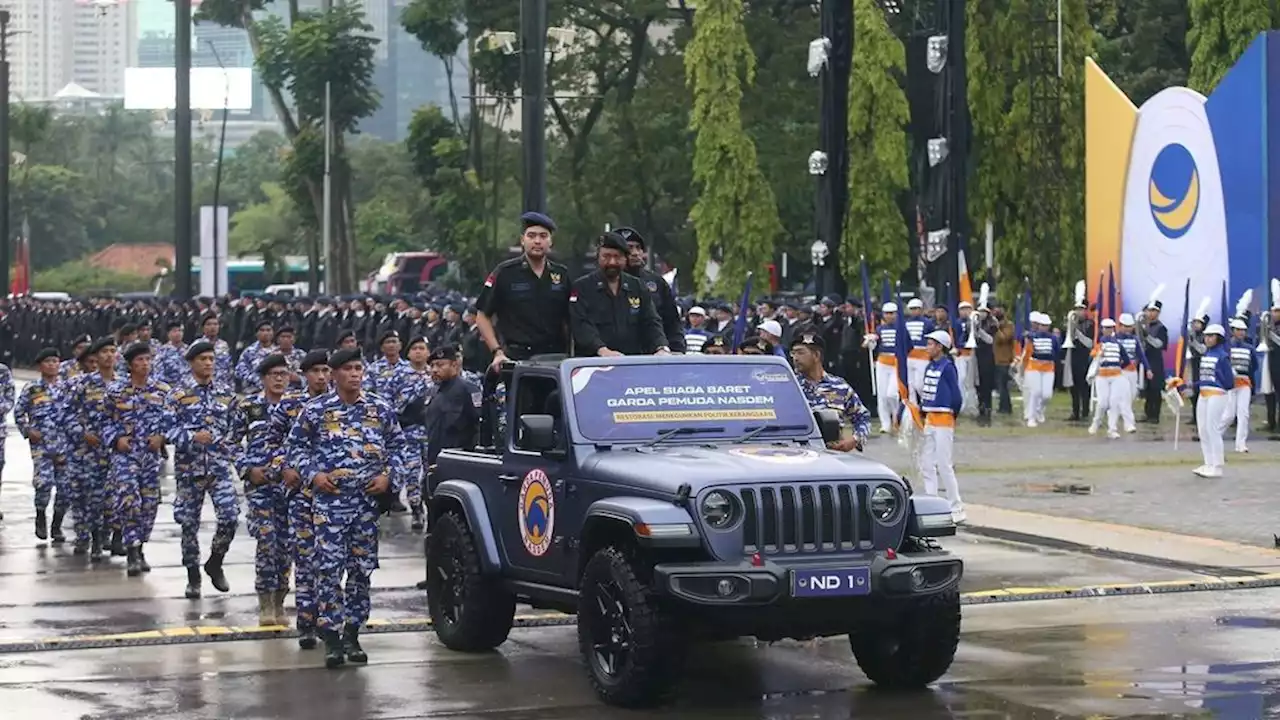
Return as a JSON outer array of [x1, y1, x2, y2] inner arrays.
[[496, 373, 570, 582]]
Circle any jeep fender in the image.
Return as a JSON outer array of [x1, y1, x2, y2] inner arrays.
[[431, 480, 504, 573], [583, 497, 702, 549]]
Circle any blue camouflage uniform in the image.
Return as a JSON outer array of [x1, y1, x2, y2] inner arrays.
[[236, 341, 275, 393], [103, 377, 173, 548], [167, 378, 241, 568], [395, 366, 434, 508], [279, 347, 308, 390], [15, 377, 70, 515], [795, 370, 872, 448], [269, 390, 320, 631], [64, 371, 118, 543], [194, 337, 235, 387], [0, 365, 13, 470], [152, 343, 189, 387], [286, 392, 407, 633], [364, 357, 418, 494], [235, 391, 292, 594], [57, 358, 84, 384]]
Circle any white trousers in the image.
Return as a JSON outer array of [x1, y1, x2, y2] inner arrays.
[[1091, 373, 1134, 432], [1197, 392, 1229, 469], [955, 355, 977, 415], [907, 357, 928, 404], [919, 424, 962, 510], [874, 361, 900, 432], [1022, 369, 1053, 423], [1221, 386, 1251, 451], [1118, 370, 1138, 429]]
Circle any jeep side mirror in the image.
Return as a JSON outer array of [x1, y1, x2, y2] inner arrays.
[[814, 409, 841, 444], [518, 414, 557, 452]]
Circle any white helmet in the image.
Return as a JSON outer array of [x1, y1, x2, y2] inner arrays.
[[1118, 313, 1135, 326], [1229, 318, 1247, 331], [1205, 323, 1226, 337], [925, 330, 952, 348], [906, 298, 924, 310], [882, 302, 899, 314], [1100, 318, 1116, 328]]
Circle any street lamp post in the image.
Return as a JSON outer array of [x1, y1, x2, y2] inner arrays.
[[0, 9, 11, 298], [174, 0, 193, 299], [520, 0, 547, 213]]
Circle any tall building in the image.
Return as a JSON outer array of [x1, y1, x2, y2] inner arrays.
[[68, 0, 138, 96], [6, 0, 137, 100]]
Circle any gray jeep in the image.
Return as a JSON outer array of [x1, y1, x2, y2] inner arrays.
[[424, 354, 962, 708]]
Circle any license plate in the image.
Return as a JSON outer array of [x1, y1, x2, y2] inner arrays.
[[791, 567, 872, 598]]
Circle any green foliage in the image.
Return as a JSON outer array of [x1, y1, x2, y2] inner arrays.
[[1090, 0, 1190, 104], [685, 0, 783, 298], [1187, 0, 1275, 94], [33, 261, 153, 296], [842, 0, 910, 283], [229, 182, 304, 281]]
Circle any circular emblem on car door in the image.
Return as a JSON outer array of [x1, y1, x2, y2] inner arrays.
[[519, 469, 555, 557]]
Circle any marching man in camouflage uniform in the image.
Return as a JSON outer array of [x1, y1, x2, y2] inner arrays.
[[15, 348, 69, 541], [153, 320, 189, 387], [65, 336, 121, 561], [235, 353, 294, 626], [236, 320, 276, 393], [398, 335, 434, 530], [103, 342, 173, 576], [168, 340, 241, 599], [269, 349, 332, 649], [286, 347, 407, 668], [196, 313, 235, 387]]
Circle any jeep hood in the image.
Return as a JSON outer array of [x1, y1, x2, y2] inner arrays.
[[576, 443, 901, 492]]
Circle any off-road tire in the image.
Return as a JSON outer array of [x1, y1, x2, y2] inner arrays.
[[426, 511, 516, 652], [577, 546, 684, 708], [848, 588, 961, 689]]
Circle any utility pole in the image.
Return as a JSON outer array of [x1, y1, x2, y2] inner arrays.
[[174, 0, 193, 299], [0, 10, 11, 298], [520, 0, 547, 213], [322, 80, 332, 294], [812, 0, 853, 299]]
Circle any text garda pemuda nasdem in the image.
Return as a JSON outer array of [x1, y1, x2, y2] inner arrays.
[[606, 385, 776, 408]]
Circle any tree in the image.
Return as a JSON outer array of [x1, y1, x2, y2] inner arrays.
[[1090, 0, 1190, 105], [33, 261, 153, 296], [1187, 0, 1275, 94], [685, 0, 783, 297], [12, 165, 96, 270], [229, 182, 304, 281], [842, 0, 910, 283]]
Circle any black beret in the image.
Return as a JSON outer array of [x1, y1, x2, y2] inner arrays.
[[77, 344, 97, 362], [378, 330, 400, 346], [90, 336, 117, 354], [791, 331, 826, 351], [111, 318, 127, 331], [597, 231, 629, 254], [406, 335, 429, 350], [254, 319, 273, 331], [257, 353, 288, 376], [165, 320, 183, 331], [276, 325, 295, 336], [300, 349, 330, 371], [705, 335, 728, 349], [72, 334, 92, 348], [616, 226, 645, 249], [119, 323, 138, 336], [739, 336, 772, 353], [200, 311, 219, 325], [520, 211, 557, 232], [328, 348, 364, 369], [335, 329, 357, 345], [35, 347, 60, 363], [429, 344, 460, 362], [123, 342, 152, 363], [185, 341, 215, 361]]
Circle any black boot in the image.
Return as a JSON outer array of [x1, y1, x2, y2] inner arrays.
[[35, 509, 48, 540], [298, 628, 317, 650], [184, 566, 202, 599], [50, 509, 66, 544], [342, 626, 367, 664], [126, 547, 143, 577], [410, 503, 424, 531], [73, 539, 87, 555], [204, 552, 230, 593], [390, 494, 408, 513], [322, 629, 346, 668], [110, 530, 125, 557], [138, 546, 151, 572], [90, 532, 103, 562]]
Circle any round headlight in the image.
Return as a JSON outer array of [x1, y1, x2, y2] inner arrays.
[[701, 491, 739, 530], [870, 485, 900, 523]]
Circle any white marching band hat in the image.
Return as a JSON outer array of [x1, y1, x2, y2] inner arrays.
[[958, 300, 973, 310], [882, 302, 899, 313], [1101, 318, 1116, 327], [1118, 312, 1135, 326], [906, 298, 924, 309], [1205, 323, 1226, 336], [1229, 318, 1247, 331], [925, 330, 952, 348]]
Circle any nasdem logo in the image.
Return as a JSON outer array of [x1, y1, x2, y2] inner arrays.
[[1148, 143, 1200, 239]]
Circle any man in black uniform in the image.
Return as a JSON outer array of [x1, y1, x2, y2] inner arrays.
[[569, 232, 669, 357], [475, 212, 572, 369], [1065, 301, 1096, 421], [1141, 300, 1170, 422], [617, 226, 685, 353]]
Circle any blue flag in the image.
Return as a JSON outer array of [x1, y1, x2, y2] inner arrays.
[[1176, 278, 1190, 380], [730, 272, 755, 354], [1107, 263, 1117, 320], [1220, 280, 1229, 325], [860, 259, 874, 333]]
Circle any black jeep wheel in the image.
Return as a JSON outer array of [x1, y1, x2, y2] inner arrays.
[[426, 511, 516, 652], [577, 546, 684, 708], [848, 588, 961, 689]]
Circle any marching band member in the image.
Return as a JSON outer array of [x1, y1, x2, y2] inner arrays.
[[954, 301, 978, 416], [1063, 288, 1096, 422], [1224, 318, 1258, 453], [1141, 299, 1169, 422], [1088, 318, 1130, 439], [1022, 312, 1059, 428], [1194, 324, 1234, 478], [903, 298, 934, 403], [918, 330, 964, 523], [864, 302, 900, 434], [1185, 304, 1210, 434], [1115, 314, 1144, 433]]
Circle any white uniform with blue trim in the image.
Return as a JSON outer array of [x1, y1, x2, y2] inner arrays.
[[1196, 340, 1235, 476], [1089, 333, 1131, 437], [1222, 335, 1257, 453]]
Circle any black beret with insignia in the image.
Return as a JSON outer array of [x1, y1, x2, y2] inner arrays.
[[428, 344, 459, 362], [185, 340, 215, 361], [791, 331, 825, 351], [257, 353, 288, 376], [90, 336, 117, 354], [335, 329, 357, 346], [616, 226, 645, 249], [276, 325, 295, 336], [300, 349, 330, 371], [254, 318, 273, 331], [328, 348, 364, 369], [166, 320, 183, 331], [378, 329, 400, 346], [704, 335, 728, 350], [200, 311, 219, 326], [123, 342, 153, 363], [597, 231, 629, 254], [406, 335, 429, 350], [739, 335, 772, 353], [520, 210, 557, 232], [35, 347, 60, 363]]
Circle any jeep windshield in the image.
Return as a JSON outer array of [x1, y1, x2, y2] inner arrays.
[[566, 360, 815, 443]]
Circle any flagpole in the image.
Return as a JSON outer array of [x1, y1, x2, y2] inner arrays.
[[322, 80, 332, 293]]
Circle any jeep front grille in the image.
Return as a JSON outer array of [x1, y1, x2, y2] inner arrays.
[[738, 483, 872, 555]]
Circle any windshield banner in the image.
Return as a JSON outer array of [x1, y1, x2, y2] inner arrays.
[[568, 362, 812, 441]]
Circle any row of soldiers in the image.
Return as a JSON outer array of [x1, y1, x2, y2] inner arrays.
[[9, 317, 480, 669]]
